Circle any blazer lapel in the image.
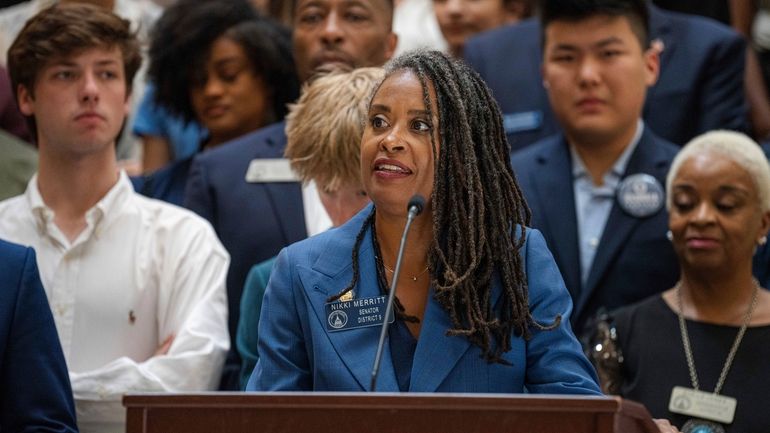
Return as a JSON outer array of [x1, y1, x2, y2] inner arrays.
[[529, 139, 582, 299], [251, 123, 308, 242], [409, 286, 473, 392], [577, 129, 669, 316], [298, 223, 399, 392]]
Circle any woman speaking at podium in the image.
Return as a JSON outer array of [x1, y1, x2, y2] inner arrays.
[[247, 50, 601, 395]]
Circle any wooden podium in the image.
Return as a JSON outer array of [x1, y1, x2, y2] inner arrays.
[[123, 392, 658, 433]]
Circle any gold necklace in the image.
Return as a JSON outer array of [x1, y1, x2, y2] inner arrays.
[[382, 263, 429, 282]]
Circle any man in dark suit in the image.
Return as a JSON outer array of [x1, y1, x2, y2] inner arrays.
[[465, 2, 747, 151], [0, 239, 77, 432], [183, 0, 398, 389], [510, 0, 680, 337]]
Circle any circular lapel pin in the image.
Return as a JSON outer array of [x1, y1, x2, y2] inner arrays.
[[617, 173, 664, 218]]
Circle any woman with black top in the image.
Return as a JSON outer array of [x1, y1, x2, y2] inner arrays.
[[593, 130, 770, 433]]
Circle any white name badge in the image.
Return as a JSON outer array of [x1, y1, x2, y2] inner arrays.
[[245, 159, 299, 183], [668, 386, 736, 424]]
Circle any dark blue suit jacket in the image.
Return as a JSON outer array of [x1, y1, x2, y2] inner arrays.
[[0, 239, 77, 432], [510, 127, 680, 336], [183, 121, 306, 389], [247, 205, 601, 394], [465, 5, 747, 151], [131, 156, 194, 207]]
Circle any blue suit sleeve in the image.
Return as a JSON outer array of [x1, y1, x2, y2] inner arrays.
[[523, 229, 602, 395], [183, 154, 215, 224], [1, 248, 78, 432], [696, 31, 748, 135], [247, 248, 312, 391]]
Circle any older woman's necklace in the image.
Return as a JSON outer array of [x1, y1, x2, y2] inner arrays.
[[670, 280, 759, 433]]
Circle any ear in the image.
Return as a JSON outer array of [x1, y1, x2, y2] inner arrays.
[[17, 84, 35, 116], [758, 210, 770, 241], [384, 32, 398, 62], [540, 64, 551, 91], [124, 94, 131, 118], [642, 45, 660, 87]]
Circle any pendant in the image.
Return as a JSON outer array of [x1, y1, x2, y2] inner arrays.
[[681, 419, 726, 433]]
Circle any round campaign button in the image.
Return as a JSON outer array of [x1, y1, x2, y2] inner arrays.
[[617, 173, 664, 218]]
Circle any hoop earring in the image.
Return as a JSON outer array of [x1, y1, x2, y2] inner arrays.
[[666, 230, 673, 242]]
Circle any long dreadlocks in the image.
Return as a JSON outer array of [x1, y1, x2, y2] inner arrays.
[[332, 50, 559, 363]]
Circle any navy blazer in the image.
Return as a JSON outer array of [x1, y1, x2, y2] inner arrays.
[[464, 5, 747, 151], [0, 239, 78, 432], [131, 156, 194, 206], [184, 121, 306, 389], [510, 127, 680, 336], [248, 205, 601, 394]]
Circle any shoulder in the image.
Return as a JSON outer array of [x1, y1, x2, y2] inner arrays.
[[641, 128, 680, 160], [194, 122, 287, 167], [612, 295, 669, 335], [0, 238, 29, 269], [510, 134, 563, 168], [0, 194, 33, 234], [282, 205, 370, 271], [466, 18, 539, 53], [652, 5, 741, 47], [129, 193, 223, 249], [519, 228, 555, 272], [0, 239, 33, 307]]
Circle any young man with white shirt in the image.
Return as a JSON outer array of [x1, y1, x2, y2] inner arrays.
[[0, 4, 229, 432]]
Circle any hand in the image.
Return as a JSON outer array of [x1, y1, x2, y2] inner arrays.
[[154, 334, 175, 357], [654, 418, 681, 433]]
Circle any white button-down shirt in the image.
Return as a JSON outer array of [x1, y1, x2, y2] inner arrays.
[[0, 172, 229, 433]]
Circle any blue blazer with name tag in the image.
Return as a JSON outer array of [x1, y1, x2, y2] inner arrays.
[[0, 239, 78, 432], [464, 5, 747, 151], [510, 127, 680, 336], [184, 120, 306, 389], [247, 205, 601, 394]]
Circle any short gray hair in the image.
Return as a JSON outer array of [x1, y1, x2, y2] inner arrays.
[[666, 130, 770, 212]]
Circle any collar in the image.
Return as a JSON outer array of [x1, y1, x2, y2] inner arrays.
[[25, 171, 134, 240], [570, 119, 644, 181]]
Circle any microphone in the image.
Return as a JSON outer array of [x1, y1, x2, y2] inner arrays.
[[370, 194, 426, 391]]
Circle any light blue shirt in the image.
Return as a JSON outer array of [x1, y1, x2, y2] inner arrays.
[[571, 120, 643, 286]]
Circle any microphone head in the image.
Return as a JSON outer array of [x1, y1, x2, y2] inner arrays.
[[407, 195, 426, 216]]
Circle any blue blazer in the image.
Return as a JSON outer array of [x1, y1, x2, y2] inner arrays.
[[510, 127, 680, 336], [0, 239, 78, 432], [464, 5, 747, 151], [184, 121, 306, 389], [248, 205, 601, 394]]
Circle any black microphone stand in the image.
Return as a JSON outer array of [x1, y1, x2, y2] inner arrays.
[[370, 195, 425, 392]]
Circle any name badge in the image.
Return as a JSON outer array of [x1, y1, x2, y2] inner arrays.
[[669, 386, 736, 424], [245, 159, 299, 183], [503, 111, 543, 134], [324, 295, 394, 332]]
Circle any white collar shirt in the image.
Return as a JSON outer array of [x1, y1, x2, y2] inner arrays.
[[0, 172, 229, 433], [302, 180, 333, 237]]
